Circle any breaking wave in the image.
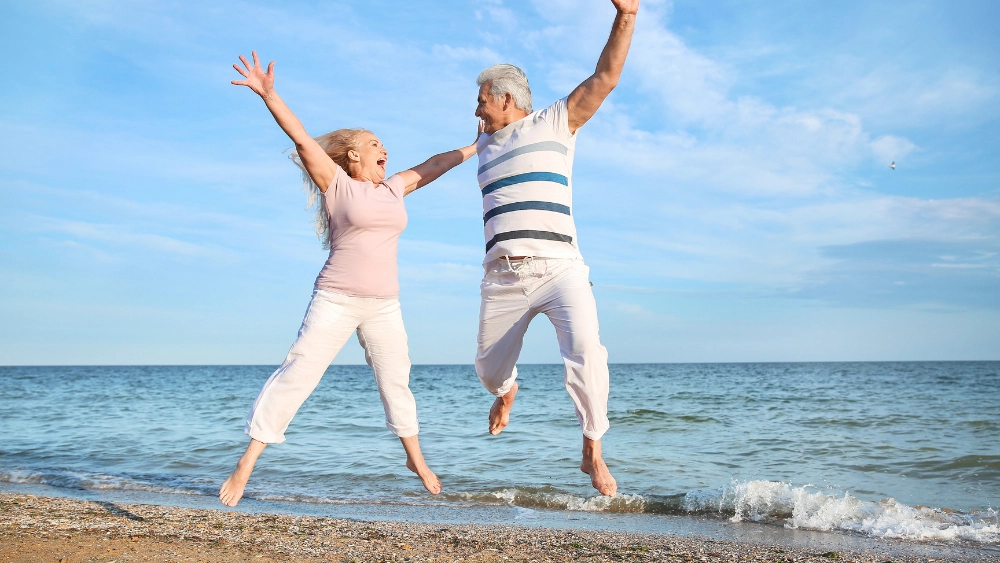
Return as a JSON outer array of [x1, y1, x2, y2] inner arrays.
[[684, 480, 999, 544]]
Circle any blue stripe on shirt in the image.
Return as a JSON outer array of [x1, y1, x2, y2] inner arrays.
[[483, 201, 571, 224], [481, 172, 569, 196]]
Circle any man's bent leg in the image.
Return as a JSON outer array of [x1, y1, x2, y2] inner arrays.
[[476, 263, 535, 434]]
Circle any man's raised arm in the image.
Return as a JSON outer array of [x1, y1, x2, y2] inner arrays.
[[566, 0, 639, 134]]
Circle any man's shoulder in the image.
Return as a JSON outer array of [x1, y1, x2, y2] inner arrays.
[[506, 98, 571, 141], [528, 97, 570, 138]]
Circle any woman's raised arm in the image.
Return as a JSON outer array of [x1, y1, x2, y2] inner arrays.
[[397, 120, 485, 196], [232, 51, 337, 192]]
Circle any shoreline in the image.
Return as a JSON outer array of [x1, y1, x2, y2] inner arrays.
[[2, 493, 996, 562]]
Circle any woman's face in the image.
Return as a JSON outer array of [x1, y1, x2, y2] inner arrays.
[[351, 132, 388, 184]]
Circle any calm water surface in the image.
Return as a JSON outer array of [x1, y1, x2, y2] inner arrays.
[[1, 362, 997, 543]]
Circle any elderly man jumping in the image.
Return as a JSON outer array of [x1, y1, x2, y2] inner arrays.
[[472, 0, 639, 497]]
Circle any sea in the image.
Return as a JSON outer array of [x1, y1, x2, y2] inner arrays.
[[1, 362, 998, 552]]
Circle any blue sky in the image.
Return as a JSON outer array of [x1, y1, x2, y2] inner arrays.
[[1, 0, 998, 365]]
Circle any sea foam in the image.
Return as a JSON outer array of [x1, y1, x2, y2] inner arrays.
[[454, 488, 648, 513], [684, 479, 1000, 543]]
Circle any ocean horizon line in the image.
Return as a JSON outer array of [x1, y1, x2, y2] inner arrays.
[[3, 359, 999, 368]]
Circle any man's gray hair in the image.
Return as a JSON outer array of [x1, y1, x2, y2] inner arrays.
[[477, 64, 532, 113]]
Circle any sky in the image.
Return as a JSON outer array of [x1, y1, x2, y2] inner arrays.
[[1, 0, 998, 365]]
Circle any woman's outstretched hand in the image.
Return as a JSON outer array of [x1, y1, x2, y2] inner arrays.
[[476, 119, 486, 142], [232, 51, 275, 99]]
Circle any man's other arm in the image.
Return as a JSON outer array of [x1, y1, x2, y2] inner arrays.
[[566, 0, 639, 134]]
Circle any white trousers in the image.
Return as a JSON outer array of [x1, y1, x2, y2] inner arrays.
[[475, 257, 611, 440], [245, 289, 418, 443]]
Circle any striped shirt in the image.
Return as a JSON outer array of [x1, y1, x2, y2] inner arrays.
[[476, 97, 583, 263]]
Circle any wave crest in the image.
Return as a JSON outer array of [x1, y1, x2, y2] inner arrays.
[[684, 480, 1000, 543]]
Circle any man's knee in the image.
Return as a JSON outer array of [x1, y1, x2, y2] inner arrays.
[[475, 356, 516, 396]]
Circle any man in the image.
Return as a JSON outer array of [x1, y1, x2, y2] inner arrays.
[[472, 0, 639, 497]]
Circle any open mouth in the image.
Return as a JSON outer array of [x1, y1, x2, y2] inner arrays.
[[376, 157, 387, 170]]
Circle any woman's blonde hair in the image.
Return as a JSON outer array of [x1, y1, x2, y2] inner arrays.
[[290, 128, 371, 249]]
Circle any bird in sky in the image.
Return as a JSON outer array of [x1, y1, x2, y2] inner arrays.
[[890, 161, 896, 170]]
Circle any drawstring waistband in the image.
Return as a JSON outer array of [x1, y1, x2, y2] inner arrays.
[[504, 255, 535, 278]]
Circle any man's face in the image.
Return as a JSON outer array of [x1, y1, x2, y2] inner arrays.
[[475, 81, 506, 135]]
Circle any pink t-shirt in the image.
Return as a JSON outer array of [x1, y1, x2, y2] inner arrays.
[[314, 166, 408, 298]]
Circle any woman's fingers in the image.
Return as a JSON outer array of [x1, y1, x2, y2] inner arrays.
[[233, 51, 269, 90], [238, 54, 256, 80]]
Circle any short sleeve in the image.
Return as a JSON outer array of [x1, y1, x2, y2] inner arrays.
[[383, 173, 407, 198], [324, 164, 346, 195], [536, 97, 572, 140]]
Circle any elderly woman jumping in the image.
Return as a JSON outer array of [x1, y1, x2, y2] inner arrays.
[[219, 51, 478, 506]]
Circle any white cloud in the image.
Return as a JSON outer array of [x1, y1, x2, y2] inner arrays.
[[630, 15, 733, 124], [833, 66, 999, 128]]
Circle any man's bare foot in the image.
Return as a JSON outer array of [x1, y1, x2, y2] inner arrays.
[[580, 437, 617, 496], [399, 435, 442, 495], [488, 381, 518, 435], [219, 439, 266, 507]]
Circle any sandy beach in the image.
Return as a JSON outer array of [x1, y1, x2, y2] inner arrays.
[[1, 493, 995, 563]]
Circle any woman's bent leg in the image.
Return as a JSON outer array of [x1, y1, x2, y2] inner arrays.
[[357, 299, 440, 494], [245, 290, 361, 443], [221, 291, 361, 507]]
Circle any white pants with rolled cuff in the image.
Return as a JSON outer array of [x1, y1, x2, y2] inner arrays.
[[245, 289, 418, 443], [475, 257, 611, 441]]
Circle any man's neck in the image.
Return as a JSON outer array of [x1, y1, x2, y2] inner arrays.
[[495, 110, 530, 132]]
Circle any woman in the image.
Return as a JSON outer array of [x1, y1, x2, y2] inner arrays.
[[219, 51, 478, 507]]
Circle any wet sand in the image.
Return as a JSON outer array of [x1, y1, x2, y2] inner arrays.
[[1, 493, 995, 562]]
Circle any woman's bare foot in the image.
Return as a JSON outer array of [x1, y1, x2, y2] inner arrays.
[[580, 437, 617, 497], [219, 439, 266, 507], [399, 435, 442, 495], [488, 381, 518, 435], [405, 457, 442, 495]]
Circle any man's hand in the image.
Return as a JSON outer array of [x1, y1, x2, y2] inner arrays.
[[611, 0, 639, 16]]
